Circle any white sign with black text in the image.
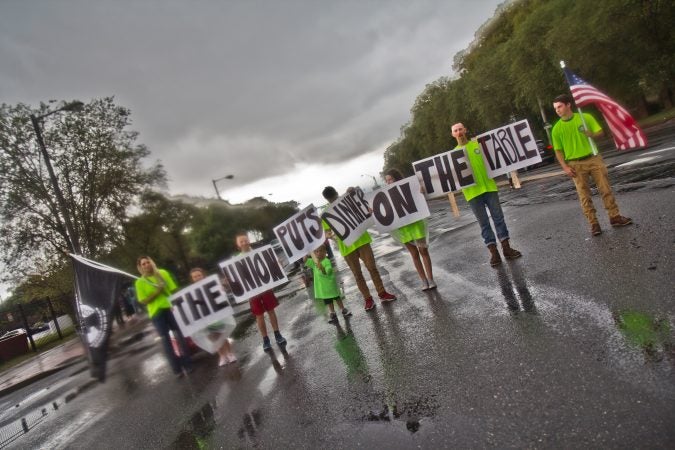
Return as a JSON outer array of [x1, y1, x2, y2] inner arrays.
[[273, 204, 326, 263], [321, 187, 374, 247], [475, 119, 542, 178], [218, 245, 289, 304], [412, 148, 476, 199], [366, 176, 430, 233], [170, 274, 236, 337]]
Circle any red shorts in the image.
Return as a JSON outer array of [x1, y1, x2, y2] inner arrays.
[[249, 291, 279, 316]]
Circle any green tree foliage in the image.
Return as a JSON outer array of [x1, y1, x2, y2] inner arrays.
[[383, 0, 675, 174], [0, 97, 166, 282]]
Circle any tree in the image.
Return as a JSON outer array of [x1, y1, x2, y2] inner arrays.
[[0, 97, 166, 282]]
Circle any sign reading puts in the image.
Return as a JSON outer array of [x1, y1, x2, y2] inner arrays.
[[218, 245, 288, 304], [412, 148, 475, 199], [321, 187, 373, 247], [170, 274, 235, 337], [273, 204, 325, 263], [366, 176, 430, 233], [475, 119, 541, 178]]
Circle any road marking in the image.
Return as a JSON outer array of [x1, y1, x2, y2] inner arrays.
[[616, 156, 660, 168]]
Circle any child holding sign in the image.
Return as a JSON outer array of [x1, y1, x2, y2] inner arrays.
[[306, 245, 353, 324], [189, 268, 237, 366], [384, 169, 436, 291], [235, 232, 288, 352]]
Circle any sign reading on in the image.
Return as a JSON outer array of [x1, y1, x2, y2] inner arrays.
[[412, 148, 475, 199], [321, 187, 374, 247], [475, 119, 541, 178], [170, 274, 235, 337], [366, 176, 430, 233], [218, 245, 288, 304], [273, 204, 325, 263]]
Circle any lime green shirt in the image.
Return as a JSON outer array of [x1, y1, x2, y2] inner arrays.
[[457, 140, 498, 202], [322, 217, 371, 257], [552, 112, 602, 160], [305, 257, 340, 299], [134, 269, 177, 318]]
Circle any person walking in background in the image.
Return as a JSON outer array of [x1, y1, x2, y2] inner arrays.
[[189, 268, 237, 366], [384, 168, 436, 291], [322, 186, 397, 311], [306, 245, 352, 324], [234, 232, 288, 352], [551, 94, 632, 236], [134, 256, 193, 376], [451, 122, 522, 267]]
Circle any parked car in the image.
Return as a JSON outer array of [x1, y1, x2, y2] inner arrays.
[[521, 139, 555, 171]]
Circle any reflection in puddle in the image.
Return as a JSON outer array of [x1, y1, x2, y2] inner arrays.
[[171, 402, 216, 449], [358, 394, 438, 434], [237, 409, 263, 446], [615, 310, 673, 364], [139, 353, 167, 386]]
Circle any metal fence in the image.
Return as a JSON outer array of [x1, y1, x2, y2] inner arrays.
[[0, 297, 76, 364]]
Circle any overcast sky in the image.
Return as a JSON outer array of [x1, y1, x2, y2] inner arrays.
[[0, 0, 503, 207]]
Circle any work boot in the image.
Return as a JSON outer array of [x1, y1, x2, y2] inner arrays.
[[609, 215, 632, 227], [488, 244, 502, 267], [501, 239, 522, 260], [590, 222, 602, 236]]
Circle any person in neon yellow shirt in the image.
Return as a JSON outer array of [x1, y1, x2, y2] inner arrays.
[[306, 245, 352, 323], [552, 94, 632, 236], [134, 256, 193, 376], [322, 186, 397, 311], [452, 122, 522, 267]]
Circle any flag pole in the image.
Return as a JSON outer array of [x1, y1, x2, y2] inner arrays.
[[560, 61, 598, 155]]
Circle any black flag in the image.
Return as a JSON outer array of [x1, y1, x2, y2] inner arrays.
[[71, 255, 135, 381]]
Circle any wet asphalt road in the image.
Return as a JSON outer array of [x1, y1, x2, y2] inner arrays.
[[2, 142, 674, 449]]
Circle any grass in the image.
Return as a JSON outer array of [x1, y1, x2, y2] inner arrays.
[[639, 107, 675, 128], [0, 326, 77, 373]]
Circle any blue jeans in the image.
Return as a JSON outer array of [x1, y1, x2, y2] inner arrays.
[[468, 191, 509, 246], [152, 308, 193, 374]]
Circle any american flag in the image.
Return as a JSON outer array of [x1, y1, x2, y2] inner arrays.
[[563, 68, 647, 150]]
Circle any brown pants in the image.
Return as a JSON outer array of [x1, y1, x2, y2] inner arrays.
[[568, 155, 620, 225], [343, 243, 385, 300]]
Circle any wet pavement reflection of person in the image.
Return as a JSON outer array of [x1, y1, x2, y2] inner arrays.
[[495, 263, 537, 314]]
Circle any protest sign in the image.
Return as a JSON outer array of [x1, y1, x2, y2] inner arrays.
[[273, 204, 325, 263], [475, 119, 541, 178], [321, 187, 374, 247], [366, 176, 430, 233], [218, 245, 288, 304], [412, 148, 475, 199], [170, 274, 235, 337]]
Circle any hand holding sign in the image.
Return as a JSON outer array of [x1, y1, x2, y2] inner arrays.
[[366, 176, 430, 233], [475, 119, 542, 178], [321, 187, 374, 247]]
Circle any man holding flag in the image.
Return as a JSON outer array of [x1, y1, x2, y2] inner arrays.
[[551, 94, 632, 236]]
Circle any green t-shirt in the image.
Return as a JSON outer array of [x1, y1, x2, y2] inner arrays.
[[551, 112, 601, 160], [134, 269, 177, 318], [392, 219, 427, 244], [305, 257, 340, 299], [457, 140, 498, 202], [322, 217, 371, 256]]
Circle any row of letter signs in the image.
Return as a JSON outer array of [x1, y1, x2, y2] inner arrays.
[[170, 120, 542, 340]]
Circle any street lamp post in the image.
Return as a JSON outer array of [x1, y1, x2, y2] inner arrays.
[[211, 174, 234, 201], [29, 101, 84, 254]]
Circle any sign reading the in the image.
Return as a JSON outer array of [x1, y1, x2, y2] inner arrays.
[[412, 148, 475, 199], [273, 204, 325, 263], [475, 119, 541, 178], [366, 176, 430, 233], [218, 245, 289, 304], [170, 274, 235, 337], [321, 187, 374, 247]]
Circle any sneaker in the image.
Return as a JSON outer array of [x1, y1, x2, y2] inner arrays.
[[364, 297, 375, 311], [275, 334, 287, 347], [378, 291, 396, 302], [609, 215, 632, 227], [262, 337, 272, 352], [226, 352, 238, 363], [342, 308, 353, 318], [328, 313, 338, 324], [591, 222, 602, 236]]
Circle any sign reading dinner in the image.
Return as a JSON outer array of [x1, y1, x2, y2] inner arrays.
[[218, 245, 288, 304], [321, 187, 373, 247], [366, 176, 430, 233], [170, 274, 235, 337], [273, 204, 325, 264], [412, 148, 475, 199], [475, 119, 542, 178]]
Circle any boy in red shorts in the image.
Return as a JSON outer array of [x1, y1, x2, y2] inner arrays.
[[235, 231, 288, 352]]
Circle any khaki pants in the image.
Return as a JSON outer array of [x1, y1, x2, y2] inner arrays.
[[568, 155, 620, 225], [343, 243, 385, 300]]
